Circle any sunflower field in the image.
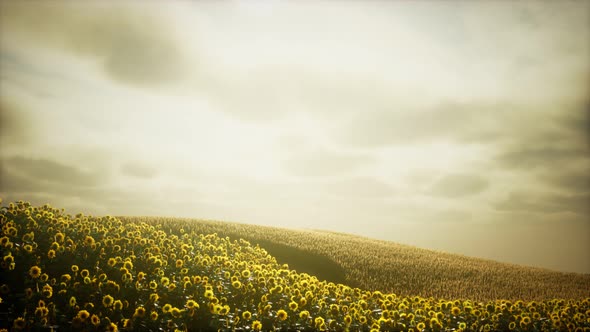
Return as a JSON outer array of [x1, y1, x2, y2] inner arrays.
[[1, 199, 589, 332]]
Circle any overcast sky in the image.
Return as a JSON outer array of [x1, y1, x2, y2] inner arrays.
[[1, 1, 589, 274]]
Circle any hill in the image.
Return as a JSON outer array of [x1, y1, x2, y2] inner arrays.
[[1, 200, 589, 332], [122, 216, 590, 302]]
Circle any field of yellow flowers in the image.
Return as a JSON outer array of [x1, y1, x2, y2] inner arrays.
[[1, 199, 590, 332]]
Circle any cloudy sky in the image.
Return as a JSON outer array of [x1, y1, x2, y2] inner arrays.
[[1, 1, 589, 274]]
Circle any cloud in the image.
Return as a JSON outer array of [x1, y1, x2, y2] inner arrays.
[[0, 156, 112, 211], [0, 98, 34, 146], [335, 101, 539, 147], [556, 104, 590, 147], [429, 173, 489, 198], [120, 162, 158, 179], [282, 149, 375, 177], [0, 159, 110, 211], [2, 156, 105, 188], [317, 176, 395, 199], [0, 1, 186, 86], [0, 155, 201, 217], [540, 169, 590, 194], [494, 105, 590, 171], [494, 191, 590, 216], [496, 147, 588, 170]]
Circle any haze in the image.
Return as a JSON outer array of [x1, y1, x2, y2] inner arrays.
[[1, 1, 589, 274]]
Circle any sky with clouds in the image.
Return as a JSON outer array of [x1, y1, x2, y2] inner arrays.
[[1, 0, 589, 273]]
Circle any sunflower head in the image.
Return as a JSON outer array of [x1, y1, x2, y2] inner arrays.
[[252, 320, 262, 331], [134, 306, 146, 318], [29, 266, 42, 279], [277, 309, 288, 321], [90, 314, 100, 326]]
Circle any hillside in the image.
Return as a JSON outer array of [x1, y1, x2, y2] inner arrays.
[[1, 200, 589, 332], [122, 216, 590, 302]]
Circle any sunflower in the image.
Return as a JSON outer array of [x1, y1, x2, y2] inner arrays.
[[242, 311, 252, 320], [315, 317, 325, 328], [4, 252, 14, 264], [55, 232, 65, 243], [289, 301, 299, 311], [91, 314, 100, 326], [13, 317, 26, 330], [330, 304, 339, 314], [113, 300, 123, 311], [252, 320, 262, 331], [277, 309, 288, 321], [108, 258, 117, 267], [29, 266, 42, 279], [123, 261, 133, 270], [77, 310, 90, 320], [42, 284, 53, 298], [170, 307, 182, 318], [162, 304, 172, 313], [150, 311, 158, 321], [299, 297, 307, 307], [417, 322, 426, 330], [300, 310, 310, 320], [452, 306, 461, 316], [71, 265, 79, 273], [69, 296, 77, 307], [186, 300, 199, 309], [107, 322, 118, 332], [150, 293, 159, 302], [57, 274, 69, 284], [35, 306, 49, 318], [103, 295, 114, 307], [134, 306, 146, 318], [344, 315, 352, 325], [84, 235, 95, 246]]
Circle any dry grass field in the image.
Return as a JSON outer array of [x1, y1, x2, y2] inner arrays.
[[2, 200, 589, 332]]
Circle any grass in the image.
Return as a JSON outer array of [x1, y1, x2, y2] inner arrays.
[[1, 199, 589, 332]]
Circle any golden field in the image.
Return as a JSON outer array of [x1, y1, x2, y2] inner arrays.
[[1, 199, 589, 332]]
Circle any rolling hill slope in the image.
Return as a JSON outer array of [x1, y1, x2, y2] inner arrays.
[[121, 216, 590, 302], [2, 200, 589, 332]]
